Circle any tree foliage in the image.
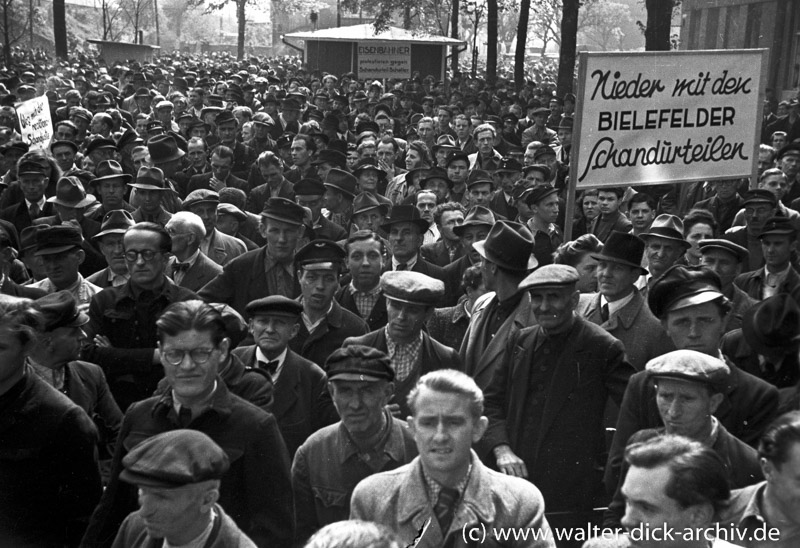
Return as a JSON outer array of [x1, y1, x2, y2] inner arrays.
[[578, 0, 635, 51], [119, 0, 155, 42], [0, 0, 34, 62]]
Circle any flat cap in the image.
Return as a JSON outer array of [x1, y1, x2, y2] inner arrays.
[[245, 295, 303, 318], [294, 178, 325, 196], [759, 216, 798, 238], [33, 290, 89, 331], [35, 225, 83, 256], [295, 239, 345, 270], [495, 157, 523, 173], [646, 349, 730, 391], [216, 203, 247, 222], [698, 238, 749, 263], [525, 184, 558, 205], [519, 264, 579, 290], [326, 345, 395, 382], [648, 265, 724, 319], [380, 271, 444, 307], [261, 197, 306, 226], [742, 189, 777, 207], [183, 189, 220, 210], [120, 430, 230, 488]]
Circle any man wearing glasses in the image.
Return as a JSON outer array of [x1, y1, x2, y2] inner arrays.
[[83, 222, 198, 412], [82, 300, 293, 548]]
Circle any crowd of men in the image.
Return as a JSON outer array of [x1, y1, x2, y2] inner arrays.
[[1, 50, 800, 548]]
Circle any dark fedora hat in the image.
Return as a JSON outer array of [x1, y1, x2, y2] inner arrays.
[[92, 159, 132, 187], [352, 158, 386, 177], [323, 168, 358, 198], [591, 231, 648, 275], [742, 293, 800, 356], [380, 204, 430, 233], [640, 214, 690, 248], [130, 166, 167, 191], [93, 209, 136, 240], [352, 192, 389, 217], [47, 176, 97, 209], [420, 168, 454, 190], [147, 134, 185, 164], [33, 290, 89, 331], [453, 206, 496, 237], [311, 148, 347, 169], [473, 220, 537, 271]]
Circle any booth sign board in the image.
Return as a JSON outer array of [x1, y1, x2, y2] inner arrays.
[[357, 42, 411, 79], [16, 96, 53, 151], [572, 49, 767, 189]]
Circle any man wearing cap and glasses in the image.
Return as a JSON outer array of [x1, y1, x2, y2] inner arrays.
[[292, 345, 418, 545], [84, 300, 293, 548], [112, 430, 257, 547], [577, 231, 674, 371], [83, 222, 198, 412], [345, 270, 460, 420], [734, 216, 800, 303], [199, 197, 306, 316], [605, 266, 779, 497], [233, 294, 338, 457], [481, 264, 634, 534], [725, 189, 780, 272], [603, 350, 762, 529], [459, 220, 537, 388]]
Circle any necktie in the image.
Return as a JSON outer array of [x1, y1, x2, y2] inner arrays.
[[600, 303, 610, 322], [173, 262, 191, 273], [258, 360, 280, 375], [434, 486, 459, 534], [177, 406, 192, 427], [29, 203, 40, 217], [396, 263, 407, 271]]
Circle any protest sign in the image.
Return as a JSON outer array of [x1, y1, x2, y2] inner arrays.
[[357, 42, 411, 79], [571, 49, 767, 190], [15, 96, 53, 151]]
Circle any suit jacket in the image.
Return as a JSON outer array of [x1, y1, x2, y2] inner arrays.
[[186, 172, 249, 195], [408, 256, 445, 283], [350, 452, 555, 548], [441, 255, 473, 307], [591, 211, 632, 243], [721, 328, 800, 389], [482, 316, 634, 513], [335, 285, 389, 331], [695, 194, 744, 233], [204, 228, 247, 266], [1, 276, 47, 299], [426, 300, 471, 352], [198, 247, 301, 317], [344, 329, 461, 420], [0, 200, 55, 233], [290, 300, 369, 369], [459, 291, 538, 390], [112, 504, 256, 548], [232, 346, 339, 457], [488, 191, 518, 222], [166, 252, 223, 292], [311, 215, 348, 242], [734, 266, 800, 304], [576, 290, 675, 371], [420, 239, 463, 268], [605, 363, 779, 496]]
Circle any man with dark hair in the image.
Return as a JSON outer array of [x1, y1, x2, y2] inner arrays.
[[336, 230, 389, 330], [591, 187, 631, 243], [603, 350, 762, 529], [719, 411, 800, 547], [725, 190, 779, 272], [295, 178, 348, 242], [382, 205, 444, 279], [186, 145, 249, 195], [698, 237, 758, 333], [292, 345, 418, 545], [734, 217, 800, 303], [628, 192, 657, 238], [695, 179, 745, 233], [605, 266, 779, 497], [213, 110, 256, 179], [587, 435, 734, 548], [421, 202, 465, 267], [83, 222, 198, 411], [287, 134, 318, 184], [83, 300, 294, 548], [351, 369, 554, 548]]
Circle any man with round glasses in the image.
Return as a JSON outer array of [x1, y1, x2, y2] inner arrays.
[[84, 222, 199, 412], [82, 300, 293, 548]]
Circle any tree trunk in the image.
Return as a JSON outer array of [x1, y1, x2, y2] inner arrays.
[[514, 0, 530, 91], [557, 0, 579, 97], [2, 1, 10, 65], [486, 0, 497, 84], [236, 0, 245, 59], [645, 0, 673, 51], [403, 5, 411, 29], [53, 0, 67, 59], [450, 0, 459, 74]]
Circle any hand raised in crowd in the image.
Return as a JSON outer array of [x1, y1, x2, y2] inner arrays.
[[494, 444, 528, 478]]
